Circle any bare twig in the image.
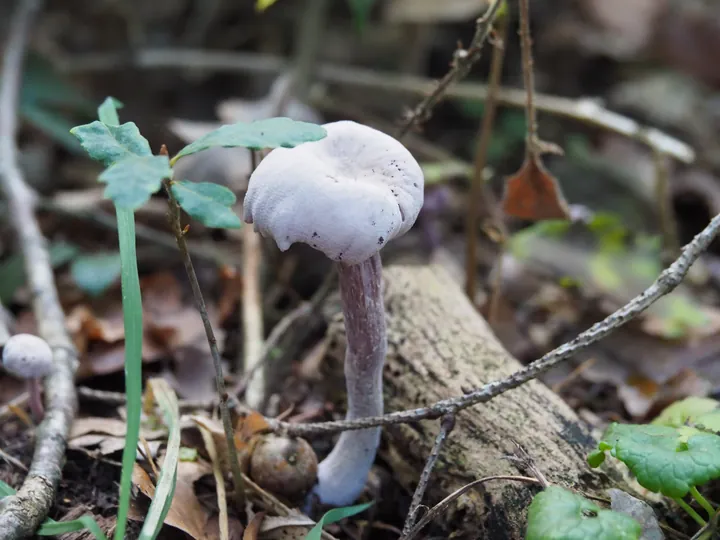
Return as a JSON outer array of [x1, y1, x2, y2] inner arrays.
[[508, 442, 550, 489], [402, 414, 456, 536], [653, 150, 681, 263], [0, 0, 81, 537], [162, 172, 246, 509], [59, 48, 695, 163], [518, 0, 538, 149], [401, 475, 540, 540], [242, 151, 266, 410], [396, 0, 502, 138], [76, 386, 215, 411], [271, 210, 720, 436], [465, 11, 508, 312]]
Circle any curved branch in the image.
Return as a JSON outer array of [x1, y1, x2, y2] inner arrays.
[[270, 210, 720, 436], [0, 0, 80, 537]]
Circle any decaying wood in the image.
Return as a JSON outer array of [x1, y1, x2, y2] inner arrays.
[[323, 263, 622, 539]]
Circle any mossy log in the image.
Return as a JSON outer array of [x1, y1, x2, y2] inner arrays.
[[323, 263, 623, 539]]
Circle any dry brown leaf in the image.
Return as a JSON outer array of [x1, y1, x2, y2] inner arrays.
[[235, 412, 271, 446], [502, 152, 571, 221], [69, 417, 166, 456], [132, 460, 213, 540], [243, 512, 266, 540]]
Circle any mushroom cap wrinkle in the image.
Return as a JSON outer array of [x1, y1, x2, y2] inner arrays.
[[2, 333, 54, 379], [243, 121, 424, 265]]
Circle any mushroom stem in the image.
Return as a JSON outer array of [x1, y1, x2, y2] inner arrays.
[[27, 378, 44, 422], [313, 252, 387, 506]]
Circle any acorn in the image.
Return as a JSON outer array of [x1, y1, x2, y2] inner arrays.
[[248, 434, 318, 500]]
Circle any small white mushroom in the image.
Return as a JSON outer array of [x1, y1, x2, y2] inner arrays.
[[244, 120, 424, 506], [2, 333, 54, 422]]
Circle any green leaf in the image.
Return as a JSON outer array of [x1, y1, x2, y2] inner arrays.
[[171, 117, 327, 164], [588, 423, 720, 497], [70, 120, 152, 166], [139, 379, 181, 540], [70, 252, 122, 297], [347, 0, 377, 33], [526, 486, 641, 540], [304, 502, 374, 540], [0, 480, 107, 539], [179, 447, 198, 461], [98, 97, 123, 126], [171, 181, 242, 229], [99, 155, 172, 210], [652, 397, 719, 428]]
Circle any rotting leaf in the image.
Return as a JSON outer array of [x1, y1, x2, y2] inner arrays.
[[99, 155, 172, 210], [526, 486, 641, 540], [171, 118, 327, 164], [502, 152, 571, 221], [588, 423, 720, 497], [171, 180, 242, 229], [70, 120, 152, 166]]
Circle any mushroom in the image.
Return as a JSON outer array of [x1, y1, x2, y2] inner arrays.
[[2, 333, 54, 422], [243, 120, 424, 505]]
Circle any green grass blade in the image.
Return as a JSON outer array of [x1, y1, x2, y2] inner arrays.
[[304, 502, 374, 540], [113, 206, 143, 540], [139, 379, 181, 540], [0, 481, 107, 539], [96, 97, 144, 540]]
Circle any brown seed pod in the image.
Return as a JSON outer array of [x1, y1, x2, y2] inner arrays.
[[249, 434, 318, 500]]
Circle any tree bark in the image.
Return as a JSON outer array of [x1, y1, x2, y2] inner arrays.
[[323, 263, 622, 539]]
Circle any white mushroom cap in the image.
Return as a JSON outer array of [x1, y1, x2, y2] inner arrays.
[[243, 120, 424, 264], [2, 333, 54, 379]]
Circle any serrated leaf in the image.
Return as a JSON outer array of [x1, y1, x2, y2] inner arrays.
[[171, 117, 326, 164], [70, 120, 152, 166], [99, 155, 172, 210], [70, 252, 122, 297], [652, 397, 719, 428], [171, 180, 242, 229], [589, 423, 720, 497], [0, 480, 107, 539], [304, 502, 374, 540], [526, 486, 641, 540]]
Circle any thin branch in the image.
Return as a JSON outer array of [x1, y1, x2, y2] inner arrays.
[[396, 0, 502, 138], [58, 49, 695, 162], [518, 0, 538, 147], [270, 210, 720, 436], [402, 414, 456, 536], [465, 12, 508, 310], [0, 0, 81, 537], [401, 475, 540, 540], [162, 173, 246, 510], [241, 150, 266, 410], [76, 386, 214, 411]]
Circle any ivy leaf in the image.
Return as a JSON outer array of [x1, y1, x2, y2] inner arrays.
[[70, 252, 122, 297], [304, 502, 374, 540], [652, 397, 719, 428], [526, 486, 641, 540], [70, 120, 152, 166], [171, 181, 242, 229], [588, 423, 720, 498], [99, 155, 172, 210], [171, 118, 326, 164]]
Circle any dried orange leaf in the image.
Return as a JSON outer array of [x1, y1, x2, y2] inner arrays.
[[236, 411, 271, 443], [502, 152, 570, 220], [243, 512, 266, 540]]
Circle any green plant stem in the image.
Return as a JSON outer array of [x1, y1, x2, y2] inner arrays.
[[690, 487, 715, 518], [98, 104, 144, 540], [675, 497, 707, 527], [163, 180, 245, 509]]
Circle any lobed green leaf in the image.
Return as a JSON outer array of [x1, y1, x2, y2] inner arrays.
[[171, 180, 242, 229], [99, 155, 172, 210], [588, 423, 720, 498], [526, 486, 641, 540], [171, 117, 326, 164], [70, 120, 152, 166]]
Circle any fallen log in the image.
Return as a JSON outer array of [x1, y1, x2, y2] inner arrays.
[[322, 263, 622, 539]]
